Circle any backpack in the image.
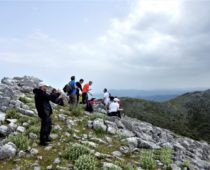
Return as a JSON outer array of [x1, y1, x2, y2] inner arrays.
[[63, 83, 73, 94]]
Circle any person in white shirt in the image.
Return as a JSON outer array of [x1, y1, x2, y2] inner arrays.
[[108, 97, 121, 118], [103, 88, 110, 108]]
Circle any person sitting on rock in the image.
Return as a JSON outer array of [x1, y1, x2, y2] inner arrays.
[[108, 96, 121, 118], [85, 98, 96, 113], [33, 82, 62, 146]]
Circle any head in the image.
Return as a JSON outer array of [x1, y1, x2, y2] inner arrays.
[[39, 82, 48, 92], [89, 81, 93, 86], [52, 88, 56, 93], [104, 88, 107, 93], [110, 96, 114, 101], [79, 79, 84, 84], [71, 76, 75, 81]]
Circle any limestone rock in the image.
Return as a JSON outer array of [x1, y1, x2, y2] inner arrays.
[[103, 162, 122, 170], [0, 142, 17, 160], [0, 125, 9, 136]]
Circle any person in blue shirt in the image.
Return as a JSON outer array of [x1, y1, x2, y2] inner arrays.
[[69, 76, 77, 105]]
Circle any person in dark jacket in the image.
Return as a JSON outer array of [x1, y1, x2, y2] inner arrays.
[[76, 79, 84, 104], [33, 82, 61, 146]]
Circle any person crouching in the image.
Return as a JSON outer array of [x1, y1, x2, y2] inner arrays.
[[108, 97, 121, 118]]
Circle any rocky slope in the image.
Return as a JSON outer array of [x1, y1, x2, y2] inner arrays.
[[122, 89, 210, 143], [0, 76, 210, 170]]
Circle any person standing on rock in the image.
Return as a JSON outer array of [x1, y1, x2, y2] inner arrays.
[[76, 79, 84, 104], [103, 88, 110, 110], [82, 81, 93, 104], [33, 82, 61, 146], [69, 76, 77, 106]]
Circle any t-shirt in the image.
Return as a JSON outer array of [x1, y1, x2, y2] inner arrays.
[[109, 102, 119, 113], [82, 83, 90, 93], [76, 82, 82, 94], [103, 92, 110, 106], [69, 80, 76, 95]]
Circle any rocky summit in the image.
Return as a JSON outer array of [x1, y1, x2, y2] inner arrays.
[[0, 76, 210, 170]]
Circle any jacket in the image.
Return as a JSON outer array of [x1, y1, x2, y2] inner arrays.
[[33, 88, 58, 118]]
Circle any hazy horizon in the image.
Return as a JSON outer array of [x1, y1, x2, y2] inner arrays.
[[1, 0, 210, 92]]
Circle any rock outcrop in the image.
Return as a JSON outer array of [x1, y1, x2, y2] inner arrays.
[[0, 76, 41, 115], [88, 116, 210, 170]]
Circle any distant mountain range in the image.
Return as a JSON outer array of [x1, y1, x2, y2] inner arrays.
[[121, 89, 210, 143]]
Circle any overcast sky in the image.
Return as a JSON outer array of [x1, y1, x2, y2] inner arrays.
[[0, 0, 210, 93]]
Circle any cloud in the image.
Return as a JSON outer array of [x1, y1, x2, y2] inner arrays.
[[0, 0, 210, 90]]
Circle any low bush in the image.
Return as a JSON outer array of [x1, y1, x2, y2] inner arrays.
[[71, 106, 84, 117], [74, 154, 96, 170], [63, 143, 91, 161], [8, 134, 29, 150], [5, 109, 21, 119], [158, 148, 173, 167], [140, 150, 156, 170]]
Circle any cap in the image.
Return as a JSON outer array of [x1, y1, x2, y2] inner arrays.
[[114, 98, 120, 102], [38, 82, 48, 88]]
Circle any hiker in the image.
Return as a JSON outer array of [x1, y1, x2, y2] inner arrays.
[[33, 82, 62, 146], [82, 81, 93, 104], [103, 88, 110, 109], [85, 98, 96, 113], [69, 76, 77, 106], [108, 96, 121, 118], [51, 88, 64, 106], [76, 79, 84, 104]]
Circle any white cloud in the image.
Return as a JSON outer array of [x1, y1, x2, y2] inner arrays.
[[1, 0, 210, 91]]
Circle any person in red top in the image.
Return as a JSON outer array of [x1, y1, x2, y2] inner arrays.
[[82, 81, 92, 104]]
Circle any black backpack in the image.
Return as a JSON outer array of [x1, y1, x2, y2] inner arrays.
[[63, 83, 73, 94]]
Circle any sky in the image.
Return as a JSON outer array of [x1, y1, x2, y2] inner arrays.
[[0, 0, 210, 93]]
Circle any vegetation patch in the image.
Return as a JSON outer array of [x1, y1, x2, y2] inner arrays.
[[63, 143, 91, 161], [71, 106, 84, 117], [74, 154, 96, 170], [19, 96, 31, 104], [5, 109, 21, 119], [140, 150, 156, 170], [8, 134, 30, 151]]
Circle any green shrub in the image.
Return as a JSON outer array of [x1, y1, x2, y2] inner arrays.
[[28, 117, 39, 125], [181, 160, 190, 169], [74, 154, 96, 170], [158, 148, 173, 167], [140, 150, 156, 170], [8, 134, 29, 150], [19, 96, 31, 104], [71, 106, 84, 117], [26, 125, 40, 135], [94, 128, 106, 137], [5, 109, 21, 119], [18, 116, 30, 124], [63, 143, 91, 161]]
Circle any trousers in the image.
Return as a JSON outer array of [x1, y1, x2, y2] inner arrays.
[[40, 116, 52, 144]]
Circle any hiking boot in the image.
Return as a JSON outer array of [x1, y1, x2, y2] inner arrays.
[[39, 142, 49, 146], [46, 137, 52, 142]]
